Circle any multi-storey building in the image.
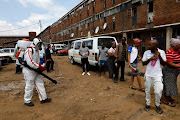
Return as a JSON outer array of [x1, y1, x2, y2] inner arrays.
[[38, 0, 180, 55]]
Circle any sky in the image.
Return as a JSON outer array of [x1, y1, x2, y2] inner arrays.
[[0, 0, 82, 36]]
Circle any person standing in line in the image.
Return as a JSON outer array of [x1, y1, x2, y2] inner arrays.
[[45, 44, 54, 72], [52, 45, 56, 55], [128, 38, 144, 92], [142, 40, 166, 114], [79, 42, 90, 76], [163, 38, 180, 107], [98, 42, 108, 77], [114, 37, 128, 83], [107, 41, 116, 79]]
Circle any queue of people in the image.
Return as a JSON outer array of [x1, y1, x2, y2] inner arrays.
[[92, 37, 180, 114]]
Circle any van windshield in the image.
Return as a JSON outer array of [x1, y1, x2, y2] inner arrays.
[[3, 49, 10, 53], [98, 38, 115, 49]]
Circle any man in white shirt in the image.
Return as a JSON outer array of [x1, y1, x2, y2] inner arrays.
[[142, 40, 166, 114]]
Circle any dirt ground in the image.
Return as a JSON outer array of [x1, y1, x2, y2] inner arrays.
[[0, 56, 180, 120]]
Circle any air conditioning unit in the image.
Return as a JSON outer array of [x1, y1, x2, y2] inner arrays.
[[148, 12, 153, 23]]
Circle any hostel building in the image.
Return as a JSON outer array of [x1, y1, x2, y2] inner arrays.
[[39, 0, 180, 55]]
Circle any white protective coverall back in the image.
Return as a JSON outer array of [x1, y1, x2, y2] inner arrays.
[[22, 38, 47, 103]]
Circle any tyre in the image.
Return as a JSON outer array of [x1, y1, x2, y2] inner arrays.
[[7, 57, 12, 63], [70, 57, 75, 65], [63, 53, 66, 56]]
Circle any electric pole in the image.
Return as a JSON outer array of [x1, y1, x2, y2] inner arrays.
[[39, 20, 42, 40]]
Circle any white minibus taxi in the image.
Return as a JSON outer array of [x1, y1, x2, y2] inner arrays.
[[68, 36, 118, 66]]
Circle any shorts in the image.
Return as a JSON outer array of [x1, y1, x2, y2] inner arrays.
[[131, 63, 140, 76], [99, 60, 107, 66]]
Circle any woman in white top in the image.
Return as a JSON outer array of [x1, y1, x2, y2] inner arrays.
[[107, 41, 116, 79]]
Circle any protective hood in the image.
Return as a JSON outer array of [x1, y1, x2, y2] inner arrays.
[[33, 38, 42, 50]]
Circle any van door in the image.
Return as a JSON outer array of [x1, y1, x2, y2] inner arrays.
[[74, 42, 81, 63]]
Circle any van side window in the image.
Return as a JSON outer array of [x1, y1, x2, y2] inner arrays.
[[98, 38, 115, 49], [84, 40, 93, 49], [75, 42, 81, 49], [71, 42, 74, 49]]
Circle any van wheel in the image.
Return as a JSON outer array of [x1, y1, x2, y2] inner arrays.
[[70, 57, 75, 64], [7, 57, 12, 63]]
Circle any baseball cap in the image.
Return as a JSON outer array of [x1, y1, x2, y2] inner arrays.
[[133, 38, 142, 43]]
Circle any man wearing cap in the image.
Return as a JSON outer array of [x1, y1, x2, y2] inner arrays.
[[114, 37, 128, 83], [128, 38, 144, 92]]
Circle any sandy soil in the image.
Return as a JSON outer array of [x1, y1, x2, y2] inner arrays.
[[0, 56, 180, 120]]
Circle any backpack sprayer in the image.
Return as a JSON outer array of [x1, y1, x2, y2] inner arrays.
[[16, 40, 57, 84]]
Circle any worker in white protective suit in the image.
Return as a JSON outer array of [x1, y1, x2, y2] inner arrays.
[[23, 38, 51, 107]]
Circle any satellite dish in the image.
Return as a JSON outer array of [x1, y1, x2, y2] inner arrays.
[[103, 23, 107, 29], [70, 33, 74, 38], [95, 26, 99, 34]]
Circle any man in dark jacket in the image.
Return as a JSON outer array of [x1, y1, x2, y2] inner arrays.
[[45, 44, 54, 72], [114, 37, 129, 83]]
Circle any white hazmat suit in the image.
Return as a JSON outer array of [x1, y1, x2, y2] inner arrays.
[[22, 38, 48, 105]]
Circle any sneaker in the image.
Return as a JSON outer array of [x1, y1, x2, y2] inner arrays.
[[82, 72, 85, 75], [24, 102, 34, 107], [155, 106, 163, 114], [144, 105, 150, 112], [41, 98, 52, 104], [87, 72, 91, 76]]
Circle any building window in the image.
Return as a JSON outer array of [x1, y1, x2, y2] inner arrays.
[[87, 5, 89, 16], [93, 1, 95, 14], [132, 7, 137, 26], [104, 0, 106, 9], [88, 23, 90, 31], [76, 13, 78, 22], [148, 1, 153, 13], [110, 8, 115, 15], [104, 17, 107, 23], [113, 16, 115, 31], [112, 0, 115, 5], [148, 1, 153, 23], [80, 10, 82, 20]]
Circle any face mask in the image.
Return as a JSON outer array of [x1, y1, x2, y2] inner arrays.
[[35, 42, 42, 51]]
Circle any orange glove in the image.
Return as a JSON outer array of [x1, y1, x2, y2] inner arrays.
[[39, 63, 46, 71]]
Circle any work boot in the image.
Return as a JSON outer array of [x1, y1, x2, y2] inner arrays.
[[113, 78, 118, 83], [41, 98, 52, 104], [24, 102, 34, 107]]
